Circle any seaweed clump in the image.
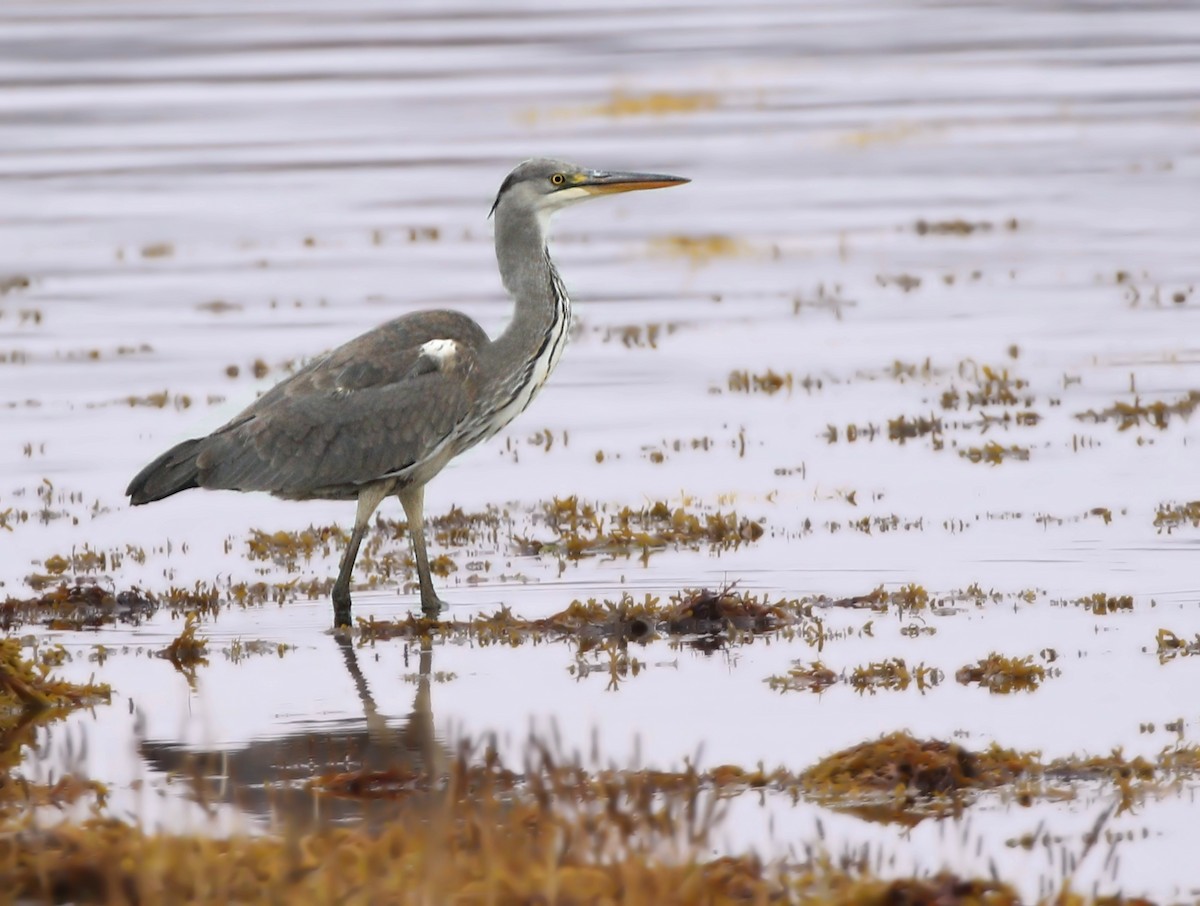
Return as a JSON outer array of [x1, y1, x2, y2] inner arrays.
[[958, 441, 1030, 465], [955, 654, 1049, 693], [358, 587, 798, 647], [0, 583, 157, 631], [1155, 629, 1200, 663], [0, 637, 110, 815], [1153, 500, 1200, 533], [800, 871, 1019, 906], [662, 587, 784, 634], [246, 524, 347, 568], [157, 613, 209, 685], [727, 368, 793, 395], [799, 730, 1183, 825], [765, 661, 838, 693], [1076, 593, 1134, 614], [766, 655, 943, 695], [522, 496, 763, 561], [800, 732, 1024, 823], [826, 583, 930, 614], [848, 659, 942, 693], [0, 638, 110, 718], [1075, 391, 1200, 431]]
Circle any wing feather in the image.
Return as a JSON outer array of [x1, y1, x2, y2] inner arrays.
[[193, 310, 487, 497]]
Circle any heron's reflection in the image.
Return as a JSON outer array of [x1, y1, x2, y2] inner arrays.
[[138, 635, 447, 831]]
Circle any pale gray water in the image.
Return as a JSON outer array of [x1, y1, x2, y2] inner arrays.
[[2, 0, 1200, 899]]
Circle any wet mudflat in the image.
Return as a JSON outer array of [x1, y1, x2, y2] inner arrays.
[[2, 0, 1200, 901]]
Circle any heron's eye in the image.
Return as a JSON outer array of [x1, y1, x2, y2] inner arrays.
[[550, 173, 565, 186]]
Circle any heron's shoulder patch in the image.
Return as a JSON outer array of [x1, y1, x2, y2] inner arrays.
[[410, 337, 477, 380], [418, 338, 461, 366]]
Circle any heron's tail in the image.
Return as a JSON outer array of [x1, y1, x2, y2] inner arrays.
[[126, 438, 204, 505]]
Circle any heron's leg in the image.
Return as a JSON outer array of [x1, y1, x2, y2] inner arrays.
[[399, 483, 445, 619], [332, 483, 390, 628]]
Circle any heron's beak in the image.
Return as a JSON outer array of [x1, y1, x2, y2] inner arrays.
[[575, 169, 690, 196]]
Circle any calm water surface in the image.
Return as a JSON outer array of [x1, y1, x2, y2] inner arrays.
[[2, 1, 1200, 899]]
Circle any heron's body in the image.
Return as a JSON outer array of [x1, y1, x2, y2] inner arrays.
[[127, 158, 688, 626]]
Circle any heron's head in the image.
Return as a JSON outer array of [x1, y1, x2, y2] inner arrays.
[[489, 158, 688, 227]]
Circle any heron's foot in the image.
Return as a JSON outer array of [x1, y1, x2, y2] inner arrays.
[[419, 593, 447, 621]]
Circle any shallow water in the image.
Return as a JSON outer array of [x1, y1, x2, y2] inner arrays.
[[3, 0, 1200, 899]]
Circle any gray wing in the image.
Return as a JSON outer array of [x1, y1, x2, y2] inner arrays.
[[195, 311, 488, 498]]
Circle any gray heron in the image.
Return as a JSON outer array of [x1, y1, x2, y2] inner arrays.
[[126, 158, 689, 627]]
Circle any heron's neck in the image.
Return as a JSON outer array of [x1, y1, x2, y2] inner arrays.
[[488, 203, 570, 378]]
